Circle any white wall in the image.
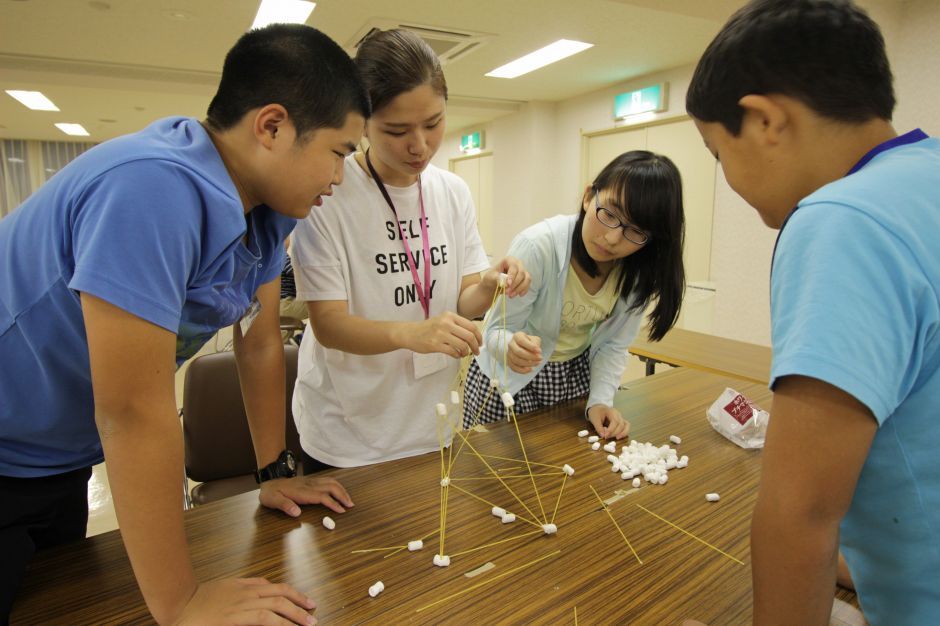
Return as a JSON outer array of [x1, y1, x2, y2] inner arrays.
[[893, 0, 940, 136], [437, 0, 937, 347]]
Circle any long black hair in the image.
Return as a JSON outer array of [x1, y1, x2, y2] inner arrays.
[[571, 150, 685, 341]]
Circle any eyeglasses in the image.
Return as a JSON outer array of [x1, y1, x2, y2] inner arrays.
[[594, 192, 651, 245]]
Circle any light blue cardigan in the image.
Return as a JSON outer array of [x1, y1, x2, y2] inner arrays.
[[479, 214, 644, 409]]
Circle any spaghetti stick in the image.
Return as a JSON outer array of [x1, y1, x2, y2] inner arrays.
[[589, 485, 643, 564], [448, 483, 542, 530], [635, 504, 745, 566], [415, 550, 561, 613]]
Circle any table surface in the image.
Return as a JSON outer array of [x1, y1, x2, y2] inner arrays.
[[13, 368, 855, 625], [629, 328, 773, 385]]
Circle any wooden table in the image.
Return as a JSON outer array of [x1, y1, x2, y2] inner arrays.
[[13, 368, 855, 624], [629, 327, 772, 385]]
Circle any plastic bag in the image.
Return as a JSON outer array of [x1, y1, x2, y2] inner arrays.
[[706, 387, 770, 449]]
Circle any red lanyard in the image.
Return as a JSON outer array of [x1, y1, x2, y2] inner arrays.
[[365, 150, 432, 319]]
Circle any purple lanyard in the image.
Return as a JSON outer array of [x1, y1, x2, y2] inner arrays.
[[365, 150, 432, 319]]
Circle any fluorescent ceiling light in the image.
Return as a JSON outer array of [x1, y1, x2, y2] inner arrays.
[[251, 0, 315, 29], [486, 39, 593, 79], [6, 90, 60, 111], [55, 123, 90, 137]]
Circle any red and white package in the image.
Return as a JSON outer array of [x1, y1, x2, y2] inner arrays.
[[706, 387, 770, 449]]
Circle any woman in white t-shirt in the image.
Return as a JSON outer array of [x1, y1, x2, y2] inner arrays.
[[462, 151, 686, 441], [290, 29, 529, 473]]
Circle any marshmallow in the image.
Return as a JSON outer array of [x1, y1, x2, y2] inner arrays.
[[450, 390, 460, 404], [490, 378, 500, 389], [591, 442, 601, 451], [322, 516, 336, 530], [542, 523, 558, 534], [440, 477, 450, 487], [577, 429, 590, 437], [603, 442, 617, 453], [588, 435, 600, 443], [501, 392, 515, 408], [368, 581, 384, 597], [497, 272, 509, 287], [435, 403, 447, 417], [611, 462, 621, 473], [705, 493, 720, 502], [632, 477, 641, 488], [408, 540, 423, 551], [433, 554, 451, 567], [491, 506, 506, 517], [669, 435, 682, 445], [501, 513, 516, 524], [562, 464, 575, 476]]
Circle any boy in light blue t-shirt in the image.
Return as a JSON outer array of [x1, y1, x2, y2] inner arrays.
[[688, 1, 940, 624], [0, 25, 369, 624]]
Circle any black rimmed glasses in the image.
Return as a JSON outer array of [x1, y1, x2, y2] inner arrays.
[[594, 190, 651, 246]]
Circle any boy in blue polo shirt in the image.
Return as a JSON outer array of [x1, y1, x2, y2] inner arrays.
[[687, 1, 940, 623], [0, 25, 369, 624]]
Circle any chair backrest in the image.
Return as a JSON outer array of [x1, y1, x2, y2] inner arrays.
[[182, 344, 300, 483]]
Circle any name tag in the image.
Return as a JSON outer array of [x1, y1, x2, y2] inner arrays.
[[413, 351, 449, 380], [239, 298, 262, 337]]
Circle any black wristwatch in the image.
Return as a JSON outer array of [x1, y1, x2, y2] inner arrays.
[[254, 449, 298, 484]]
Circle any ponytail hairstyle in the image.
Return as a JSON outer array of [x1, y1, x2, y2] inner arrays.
[[354, 29, 448, 113], [571, 150, 685, 341]]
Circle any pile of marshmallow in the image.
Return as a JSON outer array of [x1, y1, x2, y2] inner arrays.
[[579, 430, 688, 489]]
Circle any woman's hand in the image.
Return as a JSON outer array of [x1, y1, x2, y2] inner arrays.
[[507, 332, 542, 373], [587, 404, 630, 439], [399, 312, 482, 358], [484, 256, 531, 298]]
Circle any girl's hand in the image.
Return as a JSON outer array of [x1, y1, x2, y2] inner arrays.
[[485, 256, 531, 298], [401, 312, 482, 358], [507, 332, 542, 373], [587, 405, 630, 440]]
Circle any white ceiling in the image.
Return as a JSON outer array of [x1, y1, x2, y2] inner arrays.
[[0, 0, 902, 142]]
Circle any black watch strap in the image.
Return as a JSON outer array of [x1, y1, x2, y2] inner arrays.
[[254, 449, 297, 484]]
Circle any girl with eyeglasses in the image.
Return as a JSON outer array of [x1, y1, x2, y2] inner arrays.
[[290, 29, 530, 473], [462, 150, 685, 439]]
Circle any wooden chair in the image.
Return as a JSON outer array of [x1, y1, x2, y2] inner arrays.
[[181, 344, 301, 508]]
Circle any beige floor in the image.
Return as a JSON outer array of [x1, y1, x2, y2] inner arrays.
[[85, 350, 654, 537]]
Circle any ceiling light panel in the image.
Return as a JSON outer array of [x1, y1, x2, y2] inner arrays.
[[251, 0, 315, 30], [55, 123, 90, 137], [6, 90, 60, 111], [486, 39, 593, 79]]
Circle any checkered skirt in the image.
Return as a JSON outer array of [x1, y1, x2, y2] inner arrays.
[[461, 349, 591, 429]]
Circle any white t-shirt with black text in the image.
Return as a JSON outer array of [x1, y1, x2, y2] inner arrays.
[[290, 156, 490, 466]]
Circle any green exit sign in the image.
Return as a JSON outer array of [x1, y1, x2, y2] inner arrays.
[[614, 83, 667, 119], [460, 131, 484, 152]]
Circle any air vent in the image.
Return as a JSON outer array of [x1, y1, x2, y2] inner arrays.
[[348, 20, 492, 65]]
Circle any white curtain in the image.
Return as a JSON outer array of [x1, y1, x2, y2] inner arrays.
[[40, 140, 93, 183], [0, 140, 32, 219], [0, 139, 94, 220]]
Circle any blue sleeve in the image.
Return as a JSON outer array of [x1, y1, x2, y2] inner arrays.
[[483, 233, 547, 356], [68, 160, 204, 333], [587, 304, 643, 409], [770, 203, 925, 423]]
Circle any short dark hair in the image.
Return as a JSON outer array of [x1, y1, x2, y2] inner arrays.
[[571, 151, 685, 341], [354, 29, 448, 113], [206, 24, 370, 137], [686, 0, 894, 135]]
